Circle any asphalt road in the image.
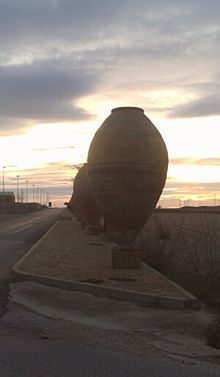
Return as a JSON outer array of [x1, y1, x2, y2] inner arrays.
[[0, 331, 219, 377], [0, 208, 219, 376], [0, 208, 62, 279]]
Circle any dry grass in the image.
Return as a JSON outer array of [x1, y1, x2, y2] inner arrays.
[[136, 209, 220, 306]]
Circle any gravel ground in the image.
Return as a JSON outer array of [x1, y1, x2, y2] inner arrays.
[[18, 214, 193, 299]]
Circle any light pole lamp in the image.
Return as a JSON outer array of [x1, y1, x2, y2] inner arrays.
[[16, 175, 20, 202], [32, 184, 35, 203], [2, 166, 6, 192], [40, 188, 42, 205], [26, 180, 29, 203], [45, 191, 48, 206], [46, 191, 50, 206], [38, 187, 40, 203], [36, 187, 38, 203]]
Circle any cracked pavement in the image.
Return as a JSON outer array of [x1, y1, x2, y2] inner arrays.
[[6, 281, 220, 375]]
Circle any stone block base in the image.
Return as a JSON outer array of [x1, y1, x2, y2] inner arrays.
[[87, 225, 100, 235], [112, 247, 142, 269]]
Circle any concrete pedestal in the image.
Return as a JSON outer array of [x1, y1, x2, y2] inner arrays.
[[112, 247, 142, 269], [87, 225, 100, 235]]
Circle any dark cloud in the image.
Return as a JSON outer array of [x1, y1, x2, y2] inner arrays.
[[0, 59, 99, 127], [168, 69, 220, 118], [0, 0, 219, 64], [170, 94, 220, 118], [0, 0, 128, 56], [0, 0, 219, 131]]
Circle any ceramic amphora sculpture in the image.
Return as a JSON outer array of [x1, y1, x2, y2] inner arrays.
[[68, 193, 81, 220], [87, 106, 168, 246], [73, 164, 101, 227]]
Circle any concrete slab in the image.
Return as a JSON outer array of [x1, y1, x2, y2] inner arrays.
[[12, 209, 200, 310]]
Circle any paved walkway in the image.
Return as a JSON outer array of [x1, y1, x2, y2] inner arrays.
[[13, 208, 200, 310]]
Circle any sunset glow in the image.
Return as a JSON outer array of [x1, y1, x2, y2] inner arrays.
[[0, 1, 219, 207]]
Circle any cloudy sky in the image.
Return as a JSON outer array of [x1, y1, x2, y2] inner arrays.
[[0, 0, 219, 207]]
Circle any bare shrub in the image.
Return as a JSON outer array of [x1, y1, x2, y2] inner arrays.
[[136, 211, 186, 273], [183, 213, 220, 301], [206, 317, 220, 350], [137, 210, 220, 306]]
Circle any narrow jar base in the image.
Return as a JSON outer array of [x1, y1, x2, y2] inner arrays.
[[87, 225, 100, 235]]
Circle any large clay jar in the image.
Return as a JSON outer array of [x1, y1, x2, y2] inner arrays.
[[87, 106, 168, 245], [73, 164, 101, 226], [68, 192, 81, 220]]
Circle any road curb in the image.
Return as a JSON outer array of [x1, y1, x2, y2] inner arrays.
[[12, 266, 200, 310], [13, 220, 58, 271]]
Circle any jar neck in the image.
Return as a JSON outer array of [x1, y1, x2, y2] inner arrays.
[[111, 106, 144, 113]]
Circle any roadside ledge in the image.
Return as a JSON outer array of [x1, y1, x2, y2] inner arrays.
[[12, 211, 201, 311], [12, 267, 200, 310]]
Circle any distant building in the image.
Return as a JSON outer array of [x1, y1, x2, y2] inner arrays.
[[0, 191, 16, 205]]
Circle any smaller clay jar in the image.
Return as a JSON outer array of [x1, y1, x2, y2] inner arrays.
[[68, 193, 81, 220], [73, 164, 101, 226]]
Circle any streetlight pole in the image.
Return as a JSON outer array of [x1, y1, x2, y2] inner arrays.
[[40, 188, 42, 205], [47, 191, 50, 207], [26, 180, 29, 203], [37, 187, 40, 203], [16, 175, 20, 202], [2, 166, 6, 192], [32, 184, 35, 203]]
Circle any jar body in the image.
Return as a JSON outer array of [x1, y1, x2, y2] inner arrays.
[[73, 164, 101, 226], [87, 107, 168, 245]]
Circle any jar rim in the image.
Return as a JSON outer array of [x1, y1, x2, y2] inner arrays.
[[111, 106, 144, 113]]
